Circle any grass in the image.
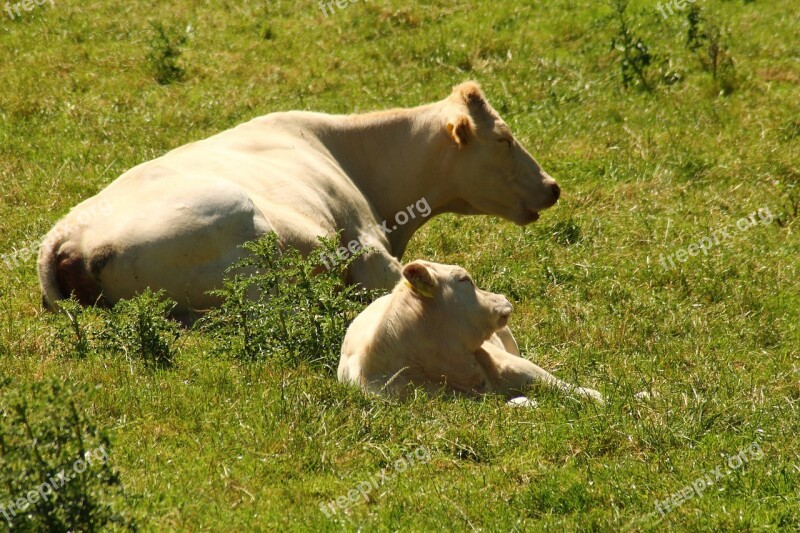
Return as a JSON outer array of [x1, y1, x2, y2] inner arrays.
[[1, 0, 798, 530]]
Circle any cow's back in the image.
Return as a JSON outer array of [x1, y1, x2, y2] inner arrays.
[[39, 111, 383, 314]]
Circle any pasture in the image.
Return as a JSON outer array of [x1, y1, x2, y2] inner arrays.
[[1, 0, 798, 530]]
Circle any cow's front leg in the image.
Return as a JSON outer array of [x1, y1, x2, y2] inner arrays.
[[491, 326, 520, 355], [475, 342, 604, 404]]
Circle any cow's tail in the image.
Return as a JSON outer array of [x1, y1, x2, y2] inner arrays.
[[38, 225, 109, 310], [37, 230, 66, 311]]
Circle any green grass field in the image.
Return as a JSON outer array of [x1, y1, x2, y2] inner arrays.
[[1, 0, 798, 530]]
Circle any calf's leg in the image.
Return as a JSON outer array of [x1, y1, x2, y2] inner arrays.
[[490, 326, 520, 356], [474, 342, 603, 404]]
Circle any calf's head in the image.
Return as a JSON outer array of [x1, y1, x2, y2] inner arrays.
[[401, 260, 512, 349], [443, 82, 560, 225]]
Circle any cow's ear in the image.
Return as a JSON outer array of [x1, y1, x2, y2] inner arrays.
[[452, 81, 486, 108], [402, 262, 435, 298], [446, 115, 472, 147]]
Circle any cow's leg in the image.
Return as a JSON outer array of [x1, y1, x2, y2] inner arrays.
[[474, 342, 604, 403], [491, 326, 520, 355]]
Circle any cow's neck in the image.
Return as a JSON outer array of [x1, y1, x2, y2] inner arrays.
[[319, 104, 456, 259]]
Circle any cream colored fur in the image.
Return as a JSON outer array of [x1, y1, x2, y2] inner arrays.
[[338, 261, 603, 404], [38, 82, 560, 348]]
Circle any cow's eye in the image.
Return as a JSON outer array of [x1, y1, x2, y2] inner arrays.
[[498, 138, 512, 148], [459, 276, 473, 285]]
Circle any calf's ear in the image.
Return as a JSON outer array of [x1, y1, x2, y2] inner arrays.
[[446, 115, 472, 147], [402, 262, 435, 299]]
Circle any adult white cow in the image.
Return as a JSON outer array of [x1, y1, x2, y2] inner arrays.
[[338, 260, 603, 404], [38, 82, 560, 332]]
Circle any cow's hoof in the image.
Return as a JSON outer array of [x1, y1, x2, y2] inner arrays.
[[507, 396, 537, 408]]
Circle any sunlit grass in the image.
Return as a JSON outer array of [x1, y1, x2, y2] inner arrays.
[[1, 0, 798, 529]]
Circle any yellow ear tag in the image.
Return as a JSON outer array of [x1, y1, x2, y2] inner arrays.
[[404, 279, 434, 299]]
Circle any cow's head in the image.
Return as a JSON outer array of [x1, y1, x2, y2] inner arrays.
[[402, 260, 512, 349], [442, 82, 560, 225]]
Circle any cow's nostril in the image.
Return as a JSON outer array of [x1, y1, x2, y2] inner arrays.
[[551, 183, 561, 201]]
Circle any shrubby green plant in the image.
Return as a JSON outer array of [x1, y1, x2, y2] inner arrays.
[[686, 4, 704, 52], [201, 233, 379, 372], [55, 298, 96, 359], [699, 23, 737, 95], [684, 6, 738, 95], [96, 290, 180, 369], [56, 291, 179, 369], [606, 2, 739, 94], [0, 377, 133, 531], [258, 1, 275, 40], [146, 22, 187, 85], [608, 0, 653, 91]]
